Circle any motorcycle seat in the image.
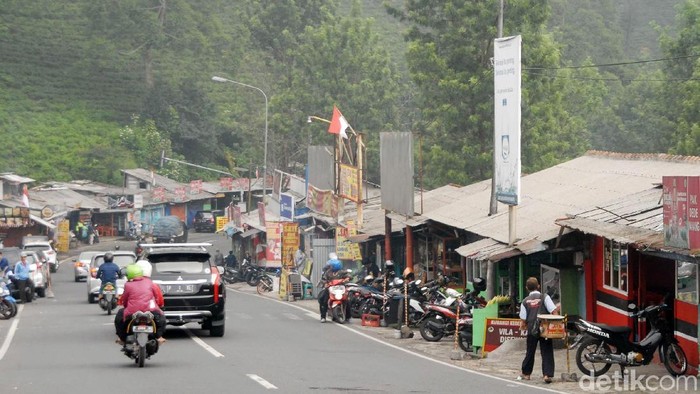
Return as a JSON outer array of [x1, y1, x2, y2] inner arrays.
[[596, 323, 631, 334]]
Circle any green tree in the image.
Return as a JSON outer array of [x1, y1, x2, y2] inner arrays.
[[388, 0, 589, 188]]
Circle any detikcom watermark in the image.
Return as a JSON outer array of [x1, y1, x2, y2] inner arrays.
[[579, 371, 698, 392]]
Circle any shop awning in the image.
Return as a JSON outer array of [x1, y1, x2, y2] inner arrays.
[[386, 212, 428, 227], [30, 214, 56, 229], [239, 228, 262, 238], [455, 238, 516, 262], [346, 233, 372, 243]]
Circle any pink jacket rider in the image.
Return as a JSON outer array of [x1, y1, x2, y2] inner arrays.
[[121, 276, 163, 320]]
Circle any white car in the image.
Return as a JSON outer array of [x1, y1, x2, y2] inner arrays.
[[73, 251, 100, 282], [86, 251, 136, 303], [23, 241, 58, 273]]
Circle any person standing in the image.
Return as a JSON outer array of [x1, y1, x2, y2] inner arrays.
[[224, 251, 237, 269], [13, 253, 35, 303], [519, 277, 557, 383], [213, 249, 224, 266], [362, 250, 379, 279]]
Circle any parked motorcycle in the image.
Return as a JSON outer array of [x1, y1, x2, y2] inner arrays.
[[0, 278, 18, 319], [122, 311, 159, 368], [572, 303, 687, 377], [98, 282, 119, 315], [245, 265, 267, 287]]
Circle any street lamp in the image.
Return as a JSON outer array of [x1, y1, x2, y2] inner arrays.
[[212, 76, 269, 199]]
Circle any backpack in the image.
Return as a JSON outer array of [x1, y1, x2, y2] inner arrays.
[[525, 293, 546, 337]]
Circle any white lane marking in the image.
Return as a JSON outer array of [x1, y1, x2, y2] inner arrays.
[[247, 374, 278, 389], [0, 304, 22, 361], [231, 289, 564, 394], [179, 327, 225, 358], [282, 313, 301, 320]]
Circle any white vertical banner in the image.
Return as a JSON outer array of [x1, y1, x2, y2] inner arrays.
[[494, 35, 522, 205]]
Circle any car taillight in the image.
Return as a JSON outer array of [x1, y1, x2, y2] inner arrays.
[[211, 271, 220, 303]]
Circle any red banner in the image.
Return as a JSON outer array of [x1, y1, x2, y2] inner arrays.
[[189, 179, 202, 195], [663, 176, 690, 248], [152, 187, 166, 203], [483, 318, 527, 353], [175, 186, 186, 202], [220, 177, 233, 191], [265, 221, 282, 266]]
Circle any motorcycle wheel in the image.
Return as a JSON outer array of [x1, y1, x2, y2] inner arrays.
[[0, 299, 13, 320], [575, 337, 612, 377], [458, 330, 473, 353], [138, 346, 146, 368], [350, 299, 364, 319], [420, 316, 445, 342], [256, 279, 272, 295], [332, 305, 346, 323], [246, 272, 260, 287], [662, 343, 688, 376]]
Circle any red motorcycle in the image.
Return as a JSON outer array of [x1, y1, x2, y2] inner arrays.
[[327, 277, 350, 323]]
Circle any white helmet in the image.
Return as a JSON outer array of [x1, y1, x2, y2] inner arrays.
[[135, 260, 153, 278], [328, 252, 338, 260]]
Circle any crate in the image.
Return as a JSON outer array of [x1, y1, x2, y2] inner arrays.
[[361, 314, 381, 327]]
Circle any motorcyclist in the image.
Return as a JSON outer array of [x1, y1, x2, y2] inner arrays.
[[96, 252, 121, 300], [114, 264, 166, 346], [318, 252, 346, 323]]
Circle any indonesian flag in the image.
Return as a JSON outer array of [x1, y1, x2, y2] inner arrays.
[[21, 185, 29, 207], [328, 106, 350, 139]]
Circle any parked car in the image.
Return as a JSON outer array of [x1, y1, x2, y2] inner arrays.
[[86, 251, 136, 303], [140, 243, 226, 337], [73, 251, 100, 282], [193, 210, 223, 233], [152, 216, 188, 243], [22, 241, 58, 273]]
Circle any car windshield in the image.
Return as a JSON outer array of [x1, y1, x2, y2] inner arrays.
[[95, 255, 135, 268], [153, 261, 210, 274], [200, 212, 213, 219]]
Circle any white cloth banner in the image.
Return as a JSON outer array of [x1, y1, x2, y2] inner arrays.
[[494, 35, 522, 205]]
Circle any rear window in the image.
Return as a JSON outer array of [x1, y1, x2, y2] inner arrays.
[[24, 244, 50, 252], [94, 255, 135, 268], [153, 261, 211, 274]]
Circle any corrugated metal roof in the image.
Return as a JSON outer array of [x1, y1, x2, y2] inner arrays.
[[30, 188, 106, 210], [426, 151, 700, 245], [121, 168, 214, 201], [555, 187, 665, 244], [0, 174, 35, 184]]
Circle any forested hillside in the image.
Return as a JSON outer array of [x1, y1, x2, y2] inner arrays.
[[0, 0, 698, 190]]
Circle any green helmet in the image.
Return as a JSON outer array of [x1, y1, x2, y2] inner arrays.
[[125, 264, 143, 280]]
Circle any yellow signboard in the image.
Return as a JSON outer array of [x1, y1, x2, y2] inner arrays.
[[281, 222, 299, 268], [339, 164, 360, 202], [216, 217, 227, 232], [335, 220, 362, 261], [56, 220, 70, 253]]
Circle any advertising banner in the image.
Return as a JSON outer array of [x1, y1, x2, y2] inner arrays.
[[335, 220, 362, 261], [306, 185, 342, 218], [220, 177, 233, 191], [339, 164, 360, 202], [174, 186, 186, 202], [56, 220, 70, 253], [189, 179, 202, 194], [216, 217, 227, 233], [687, 176, 700, 249], [280, 193, 294, 221], [151, 187, 166, 203], [663, 176, 690, 249], [265, 221, 282, 266], [281, 222, 299, 268], [494, 35, 522, 205], [483, 318, 526, 353]]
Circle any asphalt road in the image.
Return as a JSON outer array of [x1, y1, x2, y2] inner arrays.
[[0, 232, 557, 394]]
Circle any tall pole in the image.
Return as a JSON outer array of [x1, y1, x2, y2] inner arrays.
[[212, 76, 269, 200]]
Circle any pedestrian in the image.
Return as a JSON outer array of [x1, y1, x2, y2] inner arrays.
[[362, 250, 379, 279], [87, 222, 96, 245], [213, 249, 224, 266], [518, 277, 558, 383], [0, 251, 9, 275], [224, 251, 237, 269], [12, 253, 35, 303]]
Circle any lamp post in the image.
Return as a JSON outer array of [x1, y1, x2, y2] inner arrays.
[[212, 76, 269, 199]]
